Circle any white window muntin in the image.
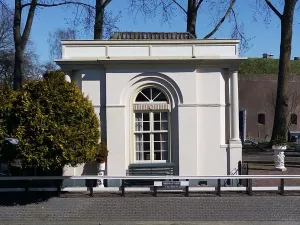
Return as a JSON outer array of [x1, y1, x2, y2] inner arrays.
[[135, 87, 168, 103], [133, 87, 171, 163], [134, 111, 170, 163]]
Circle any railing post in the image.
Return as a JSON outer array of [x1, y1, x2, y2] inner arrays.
[[280, 178, 285, 196], [216, 179, 221, 196], [247, 179, 252, 196], [56, 180, 61, 197], [121, 179, 125, 197], [238, 161, 242, 185], [153, 186, 157, 197], [24, 180, 29, 194], [89, 179, 94, 197], [185, 179, 189, 197]]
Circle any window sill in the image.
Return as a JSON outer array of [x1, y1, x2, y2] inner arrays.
[[220, 144, 228, 148], [129, 162, 175, 169]]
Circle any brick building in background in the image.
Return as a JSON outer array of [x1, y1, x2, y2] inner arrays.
[[239, 74, 300, 142]]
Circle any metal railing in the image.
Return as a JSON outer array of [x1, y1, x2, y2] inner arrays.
[[0, 175, 300, 197]]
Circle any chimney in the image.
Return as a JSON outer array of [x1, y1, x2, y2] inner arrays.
[[262, 53, 274, 59], [294, 57, 300, 61]]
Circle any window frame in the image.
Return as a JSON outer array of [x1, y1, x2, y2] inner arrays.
[[258, 113, 266, 125], [291, 113, 297, 125], [132, 87, 171, 164], [133, 111, 170, 163]]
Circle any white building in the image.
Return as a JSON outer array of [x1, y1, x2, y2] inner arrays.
[[56, 32, 246, 187]]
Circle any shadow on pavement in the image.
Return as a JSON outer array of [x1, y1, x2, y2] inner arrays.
[[0, 192, 57, 206]]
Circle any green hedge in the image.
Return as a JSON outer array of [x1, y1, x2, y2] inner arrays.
[[239, 58, 300, 75], [0, 70, 101, 169]]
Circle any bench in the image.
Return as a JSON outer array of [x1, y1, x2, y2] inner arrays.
[[124, 163, 175, 186]]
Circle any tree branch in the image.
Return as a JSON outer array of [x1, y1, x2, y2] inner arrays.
[[196, 0, 204, 10], [21, 1, 94, 9], [172, 0, 187, 14], [0, 0, 13, 15], [229, 8, 251, 54], [203, 0, 236, 39], [21, 0, 37, 50], [264, 0, 282, 19], [103, 0, 112, 8]]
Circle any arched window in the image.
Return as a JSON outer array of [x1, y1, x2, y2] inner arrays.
[[291, 113, 297, 125], [135, 87, 168, 102], [133, 87, 170, 162], [258, 113, 265, 125]]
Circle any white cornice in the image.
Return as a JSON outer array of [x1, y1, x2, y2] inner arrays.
[[61, 39, 240, 46], [55, 57, 246, 63], [58, 56, 246, 60], [55, 57, 247, 70]]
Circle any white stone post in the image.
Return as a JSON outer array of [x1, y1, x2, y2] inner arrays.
[[64, 70, 82, 90], [96, 162, 105, 188], [229, 69, 240, 142], [273, 145, 287, 171], [72, 70, 82, 91], [227, 68, 242, 177], [65, 71, 72, 83]]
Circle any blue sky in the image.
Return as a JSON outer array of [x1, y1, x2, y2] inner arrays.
[[11, 0, 300, 63]]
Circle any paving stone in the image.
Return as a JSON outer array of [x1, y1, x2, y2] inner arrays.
[[1, 194, 300, 222]]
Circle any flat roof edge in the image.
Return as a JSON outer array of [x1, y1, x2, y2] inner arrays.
[[61, 39, 240, 45], [55, 57, 247, 62]]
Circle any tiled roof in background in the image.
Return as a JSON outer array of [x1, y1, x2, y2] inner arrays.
[[109, 32, 196, 40]]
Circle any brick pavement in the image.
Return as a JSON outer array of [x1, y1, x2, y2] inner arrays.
[[249, 167, 300, 186], [243, 151, 300, 163], [1, 195, 300, 222], [2, 222, 300, 225]]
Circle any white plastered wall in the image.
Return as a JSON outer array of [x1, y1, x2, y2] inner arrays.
[[63, 65, 241, 181], [196, 68, 228, 175], [58, 39, 244, 186], [104, 65, 240, 179], [104, 67, 190, 179]]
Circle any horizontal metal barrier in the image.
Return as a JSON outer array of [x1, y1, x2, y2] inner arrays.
[[1, 175, 300, 180], [0, 175, 300, 197]]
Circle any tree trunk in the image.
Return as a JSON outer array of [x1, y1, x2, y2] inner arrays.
[[13, 45, 24, 90], [186, 0, 197, 38], [94, 0, 104, 39], [13, 0, 37, 90], [271, 0, 297, 142], [13, 0, 23, 90]]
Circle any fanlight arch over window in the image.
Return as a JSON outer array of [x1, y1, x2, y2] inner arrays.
[[135, 87, 168, 103], [133, 87, 169, 111]]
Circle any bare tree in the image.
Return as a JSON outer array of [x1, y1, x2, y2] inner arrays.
[[94, 0, 112, 39], [0, 1, 41, 88], [42, 61, 57, 72], [0, 48, 42, 88], [128, 0, 248, 50], [44, 28, 77, 71], [48, 28, 76, 60], [71, 0, 119, 39], [0, 1, 14, 87], [257, 0, 298, 143], [0, 51, 14, 87], [11, 0, 95, 90], [10, 0, 121, 90], [265, 81, 300, 132], [0, 2, 13, 52]]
